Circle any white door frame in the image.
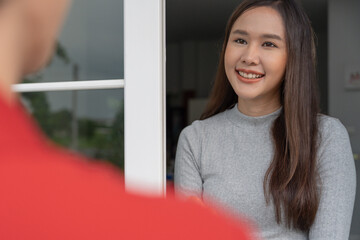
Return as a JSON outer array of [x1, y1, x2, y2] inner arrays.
[[124, 0, 166, 196]]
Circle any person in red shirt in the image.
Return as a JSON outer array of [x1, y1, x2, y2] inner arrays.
[[0, 0, 254, 239]]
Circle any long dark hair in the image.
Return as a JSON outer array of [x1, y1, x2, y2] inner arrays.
[[201, 0, 319, 232]]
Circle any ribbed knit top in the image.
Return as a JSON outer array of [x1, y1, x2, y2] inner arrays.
[[175, 105, 356, 240]]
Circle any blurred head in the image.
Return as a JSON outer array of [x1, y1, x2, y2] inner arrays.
[[22, 0, 71, 74], [0, 0, 70, 76]]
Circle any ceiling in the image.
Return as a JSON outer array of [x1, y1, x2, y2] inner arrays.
[[166, 0, 328, 43]]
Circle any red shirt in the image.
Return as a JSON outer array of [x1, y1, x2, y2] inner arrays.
[[0, 96, 254, 240]]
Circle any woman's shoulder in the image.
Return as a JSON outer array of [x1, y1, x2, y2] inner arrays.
[[317, 114, 349, 139], [179, 111, 229, 142], [183, 111, 228, 133], [316, 114, 353, 166]]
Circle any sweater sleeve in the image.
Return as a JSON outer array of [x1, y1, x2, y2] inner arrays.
[[174, 123, 203, 199], [309, 117, 356, 239]]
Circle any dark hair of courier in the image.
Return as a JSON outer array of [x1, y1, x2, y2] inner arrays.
[[200, 0, 320, 232]]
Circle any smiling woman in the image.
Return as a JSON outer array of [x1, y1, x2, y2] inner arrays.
[[174, 0, 356, 239], [224, 6, 287, 116]]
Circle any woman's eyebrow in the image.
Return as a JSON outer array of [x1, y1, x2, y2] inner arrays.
[[232, 29, 249, 36], [232, 29, 283, 41], [262, 34, 283, 41]]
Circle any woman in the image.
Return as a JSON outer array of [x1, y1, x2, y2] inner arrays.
[[174, 0, 356, 239]]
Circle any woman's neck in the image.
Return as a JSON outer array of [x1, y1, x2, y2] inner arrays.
[[237, 95, 281, 117]]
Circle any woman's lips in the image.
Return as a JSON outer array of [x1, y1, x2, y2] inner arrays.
[[237, 68, 265, 76], [236, 69, 265, 83]]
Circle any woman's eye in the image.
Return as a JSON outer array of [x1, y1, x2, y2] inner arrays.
[[262, 42, 277, 48], [235, 39, 247, 45]]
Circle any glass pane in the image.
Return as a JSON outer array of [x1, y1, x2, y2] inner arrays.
[[27, 0, 124, 83], [21, 89, 124, 169]]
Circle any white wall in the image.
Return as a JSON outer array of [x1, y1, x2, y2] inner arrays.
[[328, 0, 360, 237]]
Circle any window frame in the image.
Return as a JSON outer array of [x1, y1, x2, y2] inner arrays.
[[13, 0, 166, 196]]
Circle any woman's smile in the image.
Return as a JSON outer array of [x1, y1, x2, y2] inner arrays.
[[236, 68, 265, 83]]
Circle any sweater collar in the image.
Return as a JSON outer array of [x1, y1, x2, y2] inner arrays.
[[226, 104, 282, 128]]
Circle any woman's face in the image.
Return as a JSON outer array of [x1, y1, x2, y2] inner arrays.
[[224, 6, 287, 109]]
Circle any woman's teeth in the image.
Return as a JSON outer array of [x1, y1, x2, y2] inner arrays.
[[238, 71, 264, 79]]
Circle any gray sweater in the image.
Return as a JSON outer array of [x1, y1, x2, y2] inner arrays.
[[174, 105, 356, 240]]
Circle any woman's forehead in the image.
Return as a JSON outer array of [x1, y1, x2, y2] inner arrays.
[[231, 6, 285, 38]]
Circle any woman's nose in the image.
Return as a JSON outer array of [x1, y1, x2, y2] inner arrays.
[[240, 45, 260, 65]]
